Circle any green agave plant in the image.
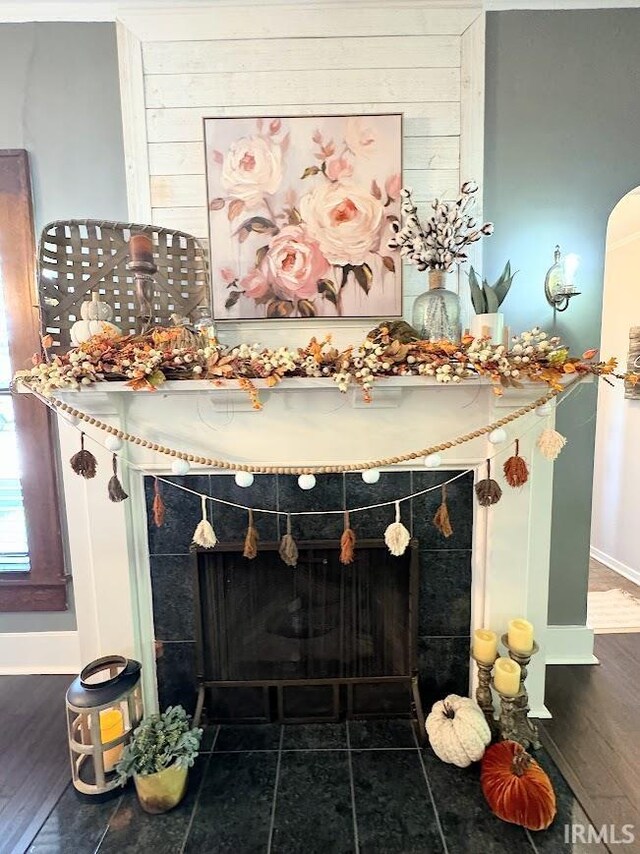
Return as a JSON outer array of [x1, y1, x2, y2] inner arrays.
[[469, 262, 516, 315]]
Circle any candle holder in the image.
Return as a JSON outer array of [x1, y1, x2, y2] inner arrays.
[[127, 260, 157, 333], [500, 635, 541, 750], [492, 681, 523, 744], [127, 235, 158, 334], [470, 650, 498, 735]]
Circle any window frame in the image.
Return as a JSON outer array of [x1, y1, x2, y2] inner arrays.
[[0, 149, 66, 611]]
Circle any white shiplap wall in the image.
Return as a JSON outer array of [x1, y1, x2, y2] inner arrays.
[[116, 2, 484, 343]]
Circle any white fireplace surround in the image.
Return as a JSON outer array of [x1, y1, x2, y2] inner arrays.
[[49, 376, 562, 718]]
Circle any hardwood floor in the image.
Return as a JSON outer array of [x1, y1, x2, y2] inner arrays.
[[589, 556, 640, 597], [543, 632, 640, 853], [0, 674, 72, 854]]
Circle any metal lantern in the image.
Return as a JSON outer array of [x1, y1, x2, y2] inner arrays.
[[66, 655, 143, 799]]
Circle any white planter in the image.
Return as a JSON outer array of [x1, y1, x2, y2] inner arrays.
[[470, 312, 505, 345]]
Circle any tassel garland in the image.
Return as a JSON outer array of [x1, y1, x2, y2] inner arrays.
[[70, 433, 97, 479], [475, 459, 503, 507], [433, 485, 453, 538], [192, 495, 217, 549], [279, 514, 298, 567], [107, 453, 128, 502], [384, 501, 411, 557], [153, 478, 165, 527], [537, 428, 567, 461], [340, 511, 357, 565], [243, 509, 259, 559], [503, 439, 529, 488]]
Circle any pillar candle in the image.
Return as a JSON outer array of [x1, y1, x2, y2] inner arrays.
[[129, 233, 154, 266], [507, 618, 534, 654], [494, 657, 521, 696], [473, 629, 498, 664], [100, 708, 124, 772]]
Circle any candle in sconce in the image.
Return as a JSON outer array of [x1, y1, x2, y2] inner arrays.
[[129, 233, 155, 267], [473, 629, 498, 664], [507, 618, 534, 654], [494, 657, 521, 696]]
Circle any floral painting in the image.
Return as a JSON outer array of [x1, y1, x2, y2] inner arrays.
[[204, 114, 402, 320]]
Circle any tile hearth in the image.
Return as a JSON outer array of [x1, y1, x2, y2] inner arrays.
[[30, 719, 594, 854]]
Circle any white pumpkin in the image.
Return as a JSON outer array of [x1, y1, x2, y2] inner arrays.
[[425, 694, 491, 767], [80, 293, 113, 322], [70, 320, 120, 346]]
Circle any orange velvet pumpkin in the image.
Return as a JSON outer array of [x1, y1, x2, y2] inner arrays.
[[481, 740, 557, 831]]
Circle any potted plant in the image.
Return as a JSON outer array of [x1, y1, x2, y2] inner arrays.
[[468, 262, 516, 344], [116, 705, 202, 814], [388, 181, 494, 343]]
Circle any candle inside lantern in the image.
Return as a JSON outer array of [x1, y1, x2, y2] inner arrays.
[[473, 629, 498, 664], [507, 618, 534, 654], [129, 233, 154, 266], [99, 708, 124, 772], [494, 657, 521, 696]]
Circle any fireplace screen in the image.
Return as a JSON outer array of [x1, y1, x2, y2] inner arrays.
[[192, 539, 422, 725]]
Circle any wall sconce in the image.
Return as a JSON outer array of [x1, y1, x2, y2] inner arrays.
[[544, 245, 581, 312]]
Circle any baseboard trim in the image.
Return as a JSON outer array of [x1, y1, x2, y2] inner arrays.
[[590, 546, 640, 588], [0, 631, 80, 674], [529, 704, 552, 720], [545, 625, 598, 665]]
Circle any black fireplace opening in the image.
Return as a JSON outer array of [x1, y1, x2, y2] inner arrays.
[[193, 539, 422, 724], [147, 471, 474, 721]]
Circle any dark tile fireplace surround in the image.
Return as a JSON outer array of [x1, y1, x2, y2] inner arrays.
[[145, 470, 473, 718]]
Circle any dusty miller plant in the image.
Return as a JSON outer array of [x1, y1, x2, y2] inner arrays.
[[387, 181, 493, 271], [116, 705, 202, 783]]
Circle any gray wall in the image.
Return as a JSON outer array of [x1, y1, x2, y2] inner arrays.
[[485, 9, 640, 624], [0, 22, 127, 632]]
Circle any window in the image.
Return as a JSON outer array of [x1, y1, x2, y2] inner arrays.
[[0, 150, 66, 611], [0, 292, 30, 573]]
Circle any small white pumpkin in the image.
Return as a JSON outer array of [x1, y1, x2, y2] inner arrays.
[[426, 694, 491, 767], [80, 292, 113, 322], [70, 320, 120, 346]]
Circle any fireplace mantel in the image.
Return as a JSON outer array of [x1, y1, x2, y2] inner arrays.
[[41, 378, 562, 718]]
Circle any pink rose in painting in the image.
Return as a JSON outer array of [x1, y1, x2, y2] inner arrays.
[[299, 181, 384, 266], [239, 267, 270, 300], [385, 173, 402, 200], [220, 267, 236, 285], [220, 135, 283, 207], [325, 157, 353, 181], [345, 117, 377, 158], [264, 226, 330, 301]]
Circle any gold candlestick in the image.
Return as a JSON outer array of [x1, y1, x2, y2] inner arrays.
[[471, 650, 498, 735], [500, 634, 541, 750], [492, 681, 522, 743]]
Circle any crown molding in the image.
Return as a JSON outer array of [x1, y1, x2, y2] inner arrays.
[[0, 0, 482, 23], [486, 0, 640, 9], [0, 0, 636, 23]]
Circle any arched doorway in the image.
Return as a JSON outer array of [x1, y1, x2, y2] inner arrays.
[[589, 188, 640, 632]]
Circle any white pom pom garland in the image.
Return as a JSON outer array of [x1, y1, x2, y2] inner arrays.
[[234, 471, 254, 488], [171, 458, 191, 476], [298, 474, 316, 490]]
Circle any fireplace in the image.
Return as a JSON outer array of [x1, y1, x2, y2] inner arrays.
[[147, 470, 474, 721], [193, 539, 419, 723], [49, 377, 556, 719]]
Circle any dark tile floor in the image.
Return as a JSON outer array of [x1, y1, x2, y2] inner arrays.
[[28, 719, 598, 854]]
